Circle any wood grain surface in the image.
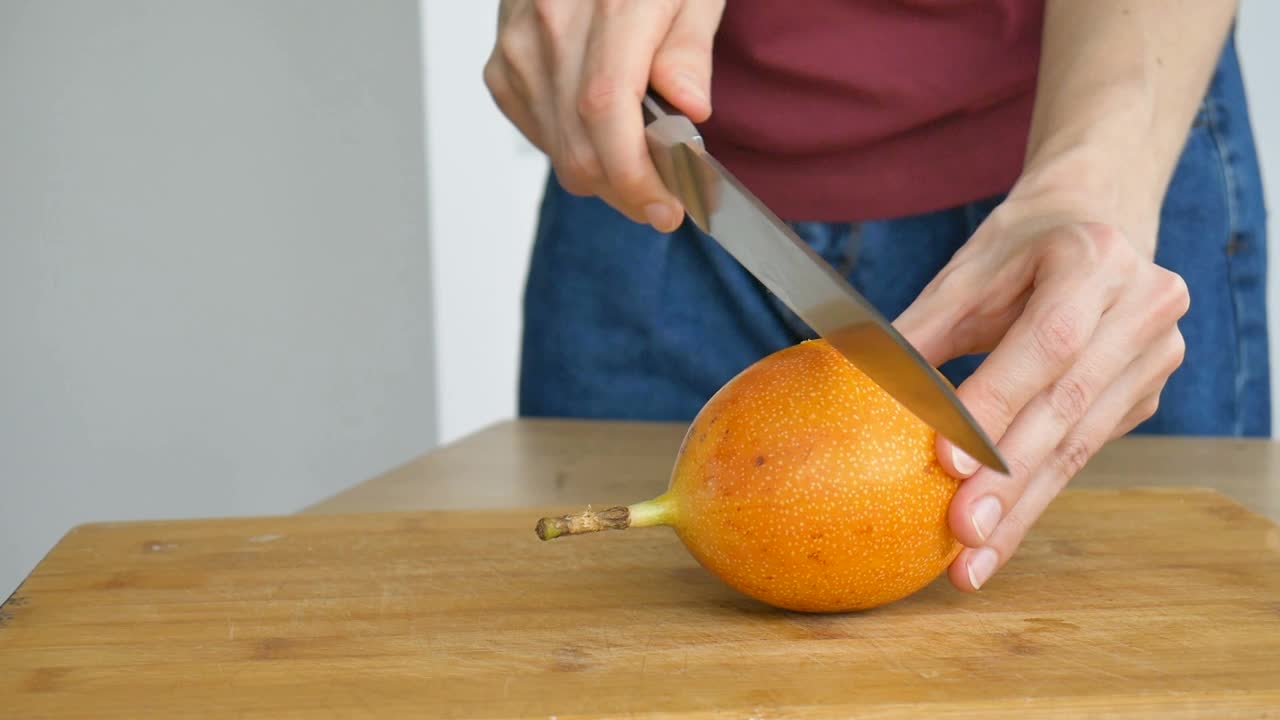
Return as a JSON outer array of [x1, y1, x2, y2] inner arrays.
[[3, 488, 1279, 718], [306, 419, 1280, 523]]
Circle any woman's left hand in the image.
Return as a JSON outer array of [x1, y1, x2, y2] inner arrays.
[[893, 197, 1190, 592]]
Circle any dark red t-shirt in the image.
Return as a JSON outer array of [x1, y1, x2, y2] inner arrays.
[[698, 0, 1044, 222]]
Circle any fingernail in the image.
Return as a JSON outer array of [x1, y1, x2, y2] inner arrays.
[[969, 495, 1003, 543], [645, 203, 674, 230], [966, 547, 999, 590], [952, 446, 981, 477]]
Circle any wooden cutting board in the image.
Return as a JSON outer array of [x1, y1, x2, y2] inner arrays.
[[3, 489, 1279, 718]]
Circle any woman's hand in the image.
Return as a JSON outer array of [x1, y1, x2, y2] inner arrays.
[[894, 197, 1190, 592], [483, 0, 725, 232], [892, 0, 1236, 593]]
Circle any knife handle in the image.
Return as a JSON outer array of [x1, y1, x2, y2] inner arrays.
[[641, 90, 712, 231], [641, 90, 680, 126]]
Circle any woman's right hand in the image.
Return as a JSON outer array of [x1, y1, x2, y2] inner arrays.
[[483, 0, 725, 232]]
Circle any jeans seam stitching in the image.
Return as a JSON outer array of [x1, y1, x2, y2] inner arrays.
[[1202, 99, 1247, 434], [1203, 99, 1241, 236]]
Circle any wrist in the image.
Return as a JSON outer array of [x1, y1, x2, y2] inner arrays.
[[1005, 143, 1161, 258]]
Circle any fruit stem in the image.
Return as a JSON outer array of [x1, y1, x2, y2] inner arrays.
[[535, 495, 673, 541]]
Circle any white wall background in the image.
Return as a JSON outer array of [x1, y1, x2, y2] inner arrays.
[[420, 1, 547, 445], [1, 1, 1277, 597], [0, 1, 436, 595], [1237, 1, 1280, 423]]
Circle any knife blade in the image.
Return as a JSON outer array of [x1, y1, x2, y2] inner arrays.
[[642, 92, 1008, 474]]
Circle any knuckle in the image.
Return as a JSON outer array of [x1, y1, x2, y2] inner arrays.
[[1053, 223, 1134, 273], [1045, 374, 1092, 427], [1005, 453, 1035, 485], [1087, 223, 1129, 262], [532, 0, 567, 28], [482, 57, 508, 97], [1155, 269, 1191, 317], [1139, 395, 1161, 422], [577, 76, 627, 122], [1080, 222, 1131, 265], [553, 166, 593, 196], [996, 510, 1033, 546], [1165, 331, 1187, 375], [606, 161, 653, 197], [1054, 435, 1095, 485], [1032, 308, 1084, 366], [557, 144, 603, 189], [496, 28, 529, 68], [969, 375, 1017, 430]]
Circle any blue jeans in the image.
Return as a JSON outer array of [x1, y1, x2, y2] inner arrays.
[[519, 35, 1270, 437]]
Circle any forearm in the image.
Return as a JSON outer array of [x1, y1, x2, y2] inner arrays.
[[1010, 0, 1239, 254]]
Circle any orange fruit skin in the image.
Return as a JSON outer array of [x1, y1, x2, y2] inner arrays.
[[666, 339, 962, 612]]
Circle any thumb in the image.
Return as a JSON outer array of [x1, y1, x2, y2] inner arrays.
[[649, 1, 725, 122]]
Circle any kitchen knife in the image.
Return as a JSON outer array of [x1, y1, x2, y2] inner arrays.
[[642, 91, 1008, 474]]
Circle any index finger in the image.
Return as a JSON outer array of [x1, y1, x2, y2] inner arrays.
[[943, 226, 1120, 474], [577, 1, 684, 231]]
